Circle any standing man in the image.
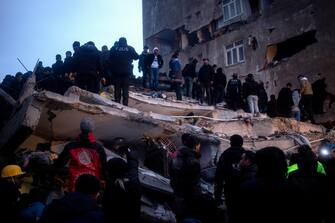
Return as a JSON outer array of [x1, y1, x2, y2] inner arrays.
[[215, 135, 245, 223], [198, 58, 214, 105], [242, 73, 260, 117], [100, 45, 111, 87], [169, 52, 183, 100], [52, 54, 64, 78], [299, 76, 315, 123], [110, 37, 139, 106], [212, 67, 227, 106], [63, 51, 73, 76], [72, 41, 80, 55], [182, 58, 198, 97], [226, 73, 242, 110], [277, 83, 294, 117], [146, 47, 164, 91], [169, 134, 201, 221], [52, 54, 64, 94], [72, 41, 101, 93], [312, 73, 327, 114], [138, 46, 150, 89], [61, 51, 75, 94]]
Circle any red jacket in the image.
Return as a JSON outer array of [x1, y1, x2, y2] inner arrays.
[[55, 132, 107, 191]]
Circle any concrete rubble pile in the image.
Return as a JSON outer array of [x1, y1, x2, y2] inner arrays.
[[0, 74, 332, 222]]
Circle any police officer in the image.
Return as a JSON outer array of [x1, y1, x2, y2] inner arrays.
[[110, 37, 139, 106], [73, 41, 101, 93]]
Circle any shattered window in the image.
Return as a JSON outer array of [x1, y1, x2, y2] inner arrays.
[[226, 40, 244, 66], [222, 0, 244, 22]]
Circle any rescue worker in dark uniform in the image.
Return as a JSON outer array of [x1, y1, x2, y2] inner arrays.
[[110, 37, 139, 106], [72, 41, 101, 93]]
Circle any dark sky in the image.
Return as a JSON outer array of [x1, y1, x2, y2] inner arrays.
[[0, 0, 143, 80]]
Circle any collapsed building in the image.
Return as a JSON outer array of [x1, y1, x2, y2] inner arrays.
[[0, 70, 333, 221], [142, 0, 335, 123]]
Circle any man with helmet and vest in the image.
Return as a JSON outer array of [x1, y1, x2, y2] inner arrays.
[[0, 164, 25, 221], [54, 117, 107, 192]]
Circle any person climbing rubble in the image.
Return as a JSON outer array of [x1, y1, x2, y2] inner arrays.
[[54, 117, 107, 192]]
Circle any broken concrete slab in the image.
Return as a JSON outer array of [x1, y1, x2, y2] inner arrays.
[[198, 117, 325, 138], [0, 87, 327, 158], [128, 91, 215, 116]]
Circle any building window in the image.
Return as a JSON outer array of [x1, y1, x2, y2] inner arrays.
[[222, 0, 243, 22], [226, 40, 245, 66]]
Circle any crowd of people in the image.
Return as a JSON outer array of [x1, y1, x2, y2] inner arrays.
[[1, 116, 335, 223], [138, 47, 329, 121], [0, 38, 331, 122], [0, 38, 139, 107]]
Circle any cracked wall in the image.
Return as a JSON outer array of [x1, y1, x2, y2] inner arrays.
[[143, 0, 335, 97]]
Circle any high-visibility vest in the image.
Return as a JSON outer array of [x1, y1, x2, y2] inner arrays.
[[287, 161, 326, 177]]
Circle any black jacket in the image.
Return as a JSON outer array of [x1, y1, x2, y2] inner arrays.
[[238, 177, 298, 223], [40, 192, 105, 223], [182, 62, 197, 78], [242, 77, 260, 98], [258, 86, 268, 111], [103, 152, 141, 223], [73, 45, 101, 76], [226, 78, 242, 97], [0, 181, 21, 222], [169, 146, 201, 197], [277, 87, 294, 117], [145, 53, 164, 69], [213, 71, 227, 88], [63, 57, 74, 74], [52, 61, 64, 78], [214, 146, 245, 202], [288, 171, 330, 223], [0, 75, 22, 100], [138, 51, 149, 71], [110, 44, 139, 75], [198, 64, 214, 84]]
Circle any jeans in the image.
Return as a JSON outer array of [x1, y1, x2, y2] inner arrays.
[[247, 95, 259, 114], [184, 76, 193, 97], [292, 110, 301, 121], [150, 68, 159, 90]]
